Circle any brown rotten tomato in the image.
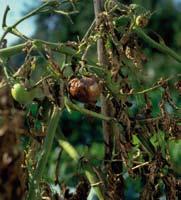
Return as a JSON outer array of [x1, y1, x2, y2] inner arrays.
[[68, 76, 101, 103]]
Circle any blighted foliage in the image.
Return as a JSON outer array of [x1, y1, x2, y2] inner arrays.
[[0, 0, 180, 200], [0, 86, 26, 200]]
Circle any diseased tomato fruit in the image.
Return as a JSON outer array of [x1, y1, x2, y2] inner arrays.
[[11, 83, 33, 104], [68, 76, 101, 103], [135, 15, 148, 27]]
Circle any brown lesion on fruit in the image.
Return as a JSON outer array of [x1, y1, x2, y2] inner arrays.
[[68, 76, 102, 103]]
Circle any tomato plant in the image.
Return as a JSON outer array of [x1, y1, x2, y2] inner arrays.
[[11, 83, 33, 104], [0, 0, 180, 200]]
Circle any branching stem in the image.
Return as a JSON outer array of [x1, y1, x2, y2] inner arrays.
[[134, 27, 181, 63], [64, 96, 113, 121], [27, 106, 62, 200], [0, 1, 58, 43], [56, 128, 105, 200]]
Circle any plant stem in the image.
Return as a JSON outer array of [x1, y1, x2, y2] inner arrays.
[[0, 38, 103, 68], [27, 106, 62, 200], [0, 6, 10, 43], [0, 1, 58, 43], [55, 128, 105, 200], [64, 96, 113, 121], [0, 39, 121, 99], [93, 0, 110, 156], [93, 1, 126, 199], [2, 6, 10, 28], [133, 27, 181, 63], [13, 1, 56, 28], [120, 74, 181, 96], [137, 134, 155, 156], [81, 19, 96, 42], [0, 40, 77, 58]]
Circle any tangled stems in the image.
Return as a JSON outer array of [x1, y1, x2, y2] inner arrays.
[[0, 40, 77, 58], [133, 27, 181, 63], [0, 39, 120, 99], [120, 74, 181, 96], [0, 1, 59, 43], [56, 128, 105, 200], [64, 96, 113, 121], [1, 30, 180, 67], [0, 39, 99, 68], [27, 106, 62, 200]]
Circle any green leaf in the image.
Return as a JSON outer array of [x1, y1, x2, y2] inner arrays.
[[29, 102, 39, 117], [150, 131, 166, 158], [132, 135, 140, 146], [168, 139, 181, 174]]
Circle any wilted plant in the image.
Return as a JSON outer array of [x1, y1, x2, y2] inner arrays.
[[0, 0, 180, 200]]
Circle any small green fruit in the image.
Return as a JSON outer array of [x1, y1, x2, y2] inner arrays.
[[11, 83, 33, 104]]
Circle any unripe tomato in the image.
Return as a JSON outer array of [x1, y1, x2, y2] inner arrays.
[[68, 76, 101, 103], [135, 15, 148, 27], [11, 83, 33, 104]]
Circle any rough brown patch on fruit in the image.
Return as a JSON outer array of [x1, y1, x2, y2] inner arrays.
[[68, 76, 101, 103]]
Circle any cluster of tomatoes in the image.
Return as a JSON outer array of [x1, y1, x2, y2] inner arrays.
[[11, 75, 101, 105], [11, 83, 42, 104]]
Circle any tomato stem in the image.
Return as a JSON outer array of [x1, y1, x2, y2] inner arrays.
[[27, 106, 62, 200], [55, 127, 105, 200], [133, 27, 181, 63], [64, 96, 114, 122], [0, 1, 59, 44]]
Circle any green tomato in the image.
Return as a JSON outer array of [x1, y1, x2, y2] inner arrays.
[[11, 83, 33, 104]]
